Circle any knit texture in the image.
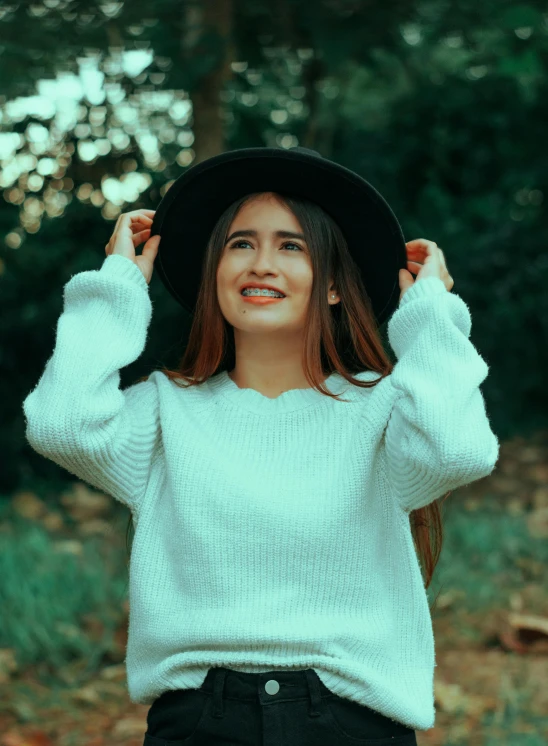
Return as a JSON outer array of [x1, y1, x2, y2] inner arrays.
[[23, 254, 499, 731]]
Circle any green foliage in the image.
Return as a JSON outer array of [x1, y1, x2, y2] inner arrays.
[[428, 497, 548, 610], [0, 505, 129, 675], [1, 0, 547, 495]]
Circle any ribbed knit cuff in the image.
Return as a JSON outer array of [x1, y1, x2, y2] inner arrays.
[[399, 276, 448, 308], [100, 253, 149, 292]]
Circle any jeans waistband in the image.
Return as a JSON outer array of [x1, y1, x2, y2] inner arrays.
[[198, 667, 333, 719]]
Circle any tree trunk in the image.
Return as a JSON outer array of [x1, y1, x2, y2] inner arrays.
[[182, 0, 234, 163]]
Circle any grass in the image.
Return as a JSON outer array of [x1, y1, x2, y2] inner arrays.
[[0, 495, 130, 677], [426, 494, 547, 611], [1, 485, 547, 744]]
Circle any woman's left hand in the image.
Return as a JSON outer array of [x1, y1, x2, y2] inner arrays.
[[399, 239, 454, 302]]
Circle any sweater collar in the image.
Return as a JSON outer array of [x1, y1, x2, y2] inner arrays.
[[208, 369, 349, 414]]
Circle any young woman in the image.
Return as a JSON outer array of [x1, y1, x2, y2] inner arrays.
[[23, 147, 499, 745]]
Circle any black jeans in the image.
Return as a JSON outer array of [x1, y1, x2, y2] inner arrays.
[[144, 666, 418, 745]]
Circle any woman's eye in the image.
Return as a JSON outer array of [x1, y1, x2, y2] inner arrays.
[[230, 240, 303, 252]]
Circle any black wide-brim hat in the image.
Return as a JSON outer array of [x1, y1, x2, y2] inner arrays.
[[151, 146, 407, 327]]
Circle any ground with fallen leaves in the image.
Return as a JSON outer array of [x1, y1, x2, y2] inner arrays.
[[1, 430, 547, 745]]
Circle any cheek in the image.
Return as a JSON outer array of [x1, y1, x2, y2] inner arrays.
[[216, 258, 239, 285], [216, 266, 230, 291], [296, 279, 314, 297]]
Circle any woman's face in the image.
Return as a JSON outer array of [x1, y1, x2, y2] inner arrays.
[[216, 193, 314, 337]]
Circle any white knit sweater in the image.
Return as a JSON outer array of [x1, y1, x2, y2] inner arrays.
[[23, 254, 499, 731]]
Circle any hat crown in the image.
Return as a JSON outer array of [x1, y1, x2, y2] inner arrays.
[[289, 146, 322, 158]]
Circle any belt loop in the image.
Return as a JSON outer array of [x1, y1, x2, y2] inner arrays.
[[211, 668, 227, 718], [304, 669, 322, 717]]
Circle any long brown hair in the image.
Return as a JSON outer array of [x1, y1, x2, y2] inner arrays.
[[126, 191, 450, 609]]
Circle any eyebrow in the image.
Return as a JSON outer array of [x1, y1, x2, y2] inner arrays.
[[225, 229, 306, 244]]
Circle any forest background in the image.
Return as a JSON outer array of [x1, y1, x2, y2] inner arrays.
[[0, 1, 547, 745]]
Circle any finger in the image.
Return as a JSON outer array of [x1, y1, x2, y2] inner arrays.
[[406, 242, 437, 256], [110, 212, 133, 242], [108, 213, 154, 248], [123, 212, 152, 223], [129, 215, 153, 223], [132, 228, 151, 243], [418, 243, 442, 262], [407, 261, 422, 274], [405, 239, 436, 249], [125, 216, 153, 235], [142, 234, 160, 260], [436, 248, 450, 271], [126, 209, 155, 217], [130, 219, 153, 231]]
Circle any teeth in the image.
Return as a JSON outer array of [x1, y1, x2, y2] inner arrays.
[[242, 288, 284, 297]]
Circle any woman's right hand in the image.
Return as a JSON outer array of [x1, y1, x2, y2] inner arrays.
[[105, 209, 160, 285]]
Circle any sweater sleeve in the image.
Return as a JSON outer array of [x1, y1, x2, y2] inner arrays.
[[22, 254, 161, 514], [383, 276, 500, 514]]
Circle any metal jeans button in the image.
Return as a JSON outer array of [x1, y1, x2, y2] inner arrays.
[[264, 679, 280, 695]]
